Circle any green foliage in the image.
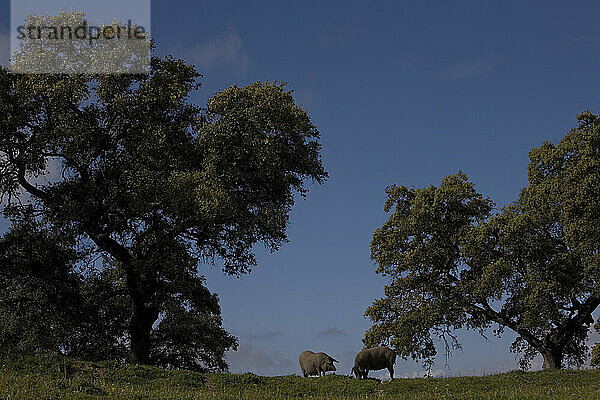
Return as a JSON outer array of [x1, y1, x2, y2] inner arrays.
[[366, 111, 600, 370], [0, 218, 81, 356], [0, 216, 129, 362], [0, 220, 237, 371], [65, 265, 131, 362], [0, 44, 326, 366], [3, 355, 600, 399], [365, 172, 493, 363], [149, 271, 238, 372]]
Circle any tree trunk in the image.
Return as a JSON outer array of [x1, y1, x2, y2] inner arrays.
[[129, 294, 159, 365], [85, 231, 162, 365], [541, 347, 563, 370], [126, 261, 159, 365]]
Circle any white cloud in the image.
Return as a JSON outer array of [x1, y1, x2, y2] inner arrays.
[[226, 343, 295, 376], [318, 327, 348, 337], [187, 24, 249, 73], [439, 59, 492, 81], [570, 35, 600, 47]]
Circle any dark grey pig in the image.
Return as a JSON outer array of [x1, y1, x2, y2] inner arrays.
[[299, 350, 338, 377], [351, 346, 396, 380]]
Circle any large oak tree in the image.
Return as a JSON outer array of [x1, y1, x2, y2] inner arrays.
[[0, 57, 326, 366], [365, 111, 600, 370]]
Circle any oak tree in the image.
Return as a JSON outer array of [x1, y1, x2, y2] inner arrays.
[[365, 111, 600, 370], [0, 57, 326, 367]]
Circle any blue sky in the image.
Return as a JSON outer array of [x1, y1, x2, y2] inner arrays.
[[2, 0, 600, 378]]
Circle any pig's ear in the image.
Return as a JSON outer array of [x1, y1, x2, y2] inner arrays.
[[330, 357, 339, 363]]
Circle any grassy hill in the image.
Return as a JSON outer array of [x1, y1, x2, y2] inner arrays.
[[2, 355, 600, 399]]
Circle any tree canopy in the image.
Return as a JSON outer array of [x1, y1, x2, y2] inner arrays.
[[365, 111, 600, 370], [0, 53, 326, 368]]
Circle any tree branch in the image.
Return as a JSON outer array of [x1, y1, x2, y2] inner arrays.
[[85, 230, 133, 266], [551, 293, 600, 348], [466, 301, 543, 349], [16, 167, 50, 202]]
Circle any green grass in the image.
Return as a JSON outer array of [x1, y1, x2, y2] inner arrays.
[[2, 355, 600, 399]]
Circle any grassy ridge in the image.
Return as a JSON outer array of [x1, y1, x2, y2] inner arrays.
[[2, 355, 600, 399]]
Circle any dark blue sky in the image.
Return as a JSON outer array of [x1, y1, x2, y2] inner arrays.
[[2, 0, 600, 377]]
